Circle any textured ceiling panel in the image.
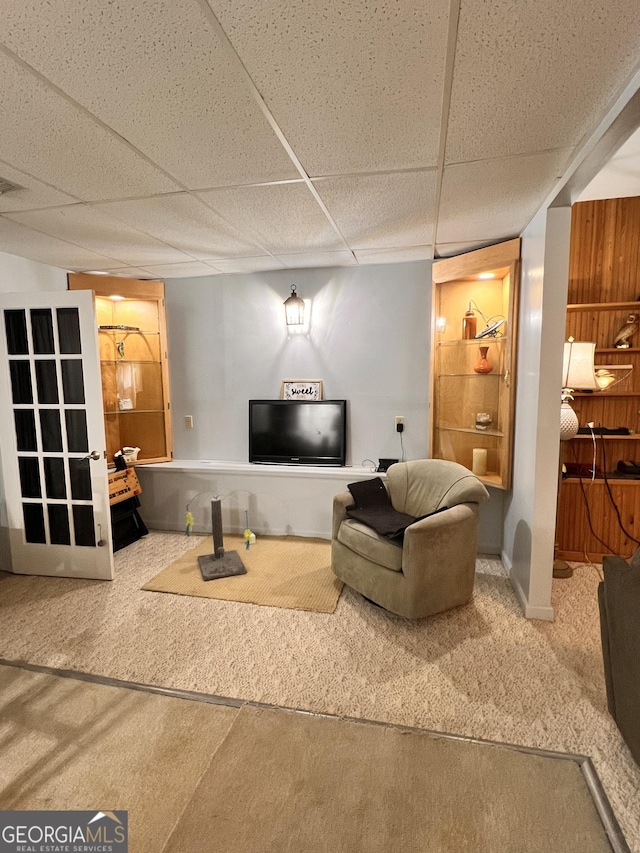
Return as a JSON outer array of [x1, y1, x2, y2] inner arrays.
[[277, 251, 356, 268], [6, 206, 194, 267], [437, 150, 573, 244], [0, 160, 78, 212], [211, 0, 448, 175], [0, 217, 124, 270], [0, 52, 179, 201], [314, 171, 436, 249], [446, 0, 640, 164], [140, 261, 221, 278], [354, 246, 433, 264], [97, 194, 263, 260], [2, 0, 299, 189], [208, 256, 286, 274], [101, 267, 160, 279], [197, 184, 348, 253]]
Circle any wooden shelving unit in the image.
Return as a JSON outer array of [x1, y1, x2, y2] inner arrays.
[[430, 239, 520, 490], [68, 274, 172, 467], [556, 197, 640, 561]]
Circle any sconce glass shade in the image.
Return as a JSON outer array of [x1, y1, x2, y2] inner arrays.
[[284, 285, 304, 326]]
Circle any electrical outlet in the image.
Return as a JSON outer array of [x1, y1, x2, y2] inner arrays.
[[184, 415, 194, 429], [395, 415, 404, 433]]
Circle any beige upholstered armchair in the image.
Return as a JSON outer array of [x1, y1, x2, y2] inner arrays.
[[331, 460, 490, 618]]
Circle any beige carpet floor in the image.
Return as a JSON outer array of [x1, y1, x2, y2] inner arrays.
[[142, 534, 342, 612], [0, 532, 638, 850], [0, 666, 614, 853]]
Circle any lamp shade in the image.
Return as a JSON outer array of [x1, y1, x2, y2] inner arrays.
[[284, 285, 304, 326], [562, 341, 598, 391]]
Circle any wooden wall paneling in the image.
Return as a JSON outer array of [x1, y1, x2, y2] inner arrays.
[[557, 197, 640, 561]]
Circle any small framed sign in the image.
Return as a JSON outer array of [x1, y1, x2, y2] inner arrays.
[[281, 380, 323, 401]]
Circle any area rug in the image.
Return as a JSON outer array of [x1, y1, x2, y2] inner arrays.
[[165, 704, 614, 853], [0, 664, 619, 853], [141, 534, 342, 613]]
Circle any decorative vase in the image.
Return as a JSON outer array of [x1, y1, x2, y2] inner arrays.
[[473, 346, 493, 374]]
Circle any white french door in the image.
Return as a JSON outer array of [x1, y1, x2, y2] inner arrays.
[[0, 290, 113, 579]]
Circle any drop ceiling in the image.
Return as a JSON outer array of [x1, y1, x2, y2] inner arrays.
[[0, 0, 639, 279]]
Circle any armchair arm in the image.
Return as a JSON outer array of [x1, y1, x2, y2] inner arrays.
[[401, 503, 478, 580], [332, 491, 352, 540]]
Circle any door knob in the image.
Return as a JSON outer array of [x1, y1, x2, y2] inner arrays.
[[83, 450, 102, 461]]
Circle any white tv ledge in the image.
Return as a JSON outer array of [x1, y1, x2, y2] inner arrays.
[[135, 459, 381, 540]]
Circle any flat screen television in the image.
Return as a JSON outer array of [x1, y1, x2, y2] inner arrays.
[[249, 399, 346, 466]]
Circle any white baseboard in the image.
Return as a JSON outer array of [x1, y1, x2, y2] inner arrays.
[[501, 550, 554, 621]]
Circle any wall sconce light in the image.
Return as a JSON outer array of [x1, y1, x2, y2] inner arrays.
[[284, 285, 305, 326]]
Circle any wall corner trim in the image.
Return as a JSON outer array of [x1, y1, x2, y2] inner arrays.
[[502, 550, 555, 621]]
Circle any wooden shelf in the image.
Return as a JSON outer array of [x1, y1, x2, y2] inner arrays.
[[564, 477, 640, 484], [573, 391, 640, 397], [557, 197, 640, 561], [436, 426, 504, 437], [596, 347, 640, 353], [430, 239, 520, 491], [572, 433, 639, 440], [69, 273, 172, 466], [567, 301, 640, 311]]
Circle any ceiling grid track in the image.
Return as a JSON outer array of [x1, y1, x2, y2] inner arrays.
[[197, 0, 356, 262], [431, 0, 462, 258]]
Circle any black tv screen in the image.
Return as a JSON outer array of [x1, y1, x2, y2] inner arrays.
[[249, 400, 346, 466]]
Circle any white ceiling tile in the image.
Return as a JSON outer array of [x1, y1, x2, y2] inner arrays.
[[314, 172, 436, 249], [276, 251, 357, 269], [140, 262, 221, 278], [96, 194, 263, 260], [354, 246, 433, 264], [446, 0, 640, 164], [2, 0, 299, 189], [6, 205, 194, 266], [437, 150, 573, 244], [212, 0, 449, 175], [0, 217, 124, 270], [0, 160, 78, 212], [209, 257, 286, 274], [198, 184, 347, 253], [101, 267, 161, 279], [0, 51, 179, 201]]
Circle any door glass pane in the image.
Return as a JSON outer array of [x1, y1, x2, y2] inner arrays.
[[15, 410, 37, 451], [35, 360, 59, 404], [23, 503, 46, 544], [57, 308, 81, 354], [40, 409, 63, 452], [65, 409, 88, 453], [31, 309, 55, 354], [18, 457, 41, 499], [44, 457, 66, 499], [4, 310, 28, 355], [69, 458, 92, 501], [73, 505, 95, 547], [61, 360, 85, 404], [48, 504, 71, 545], [9, 361, 33, 404]]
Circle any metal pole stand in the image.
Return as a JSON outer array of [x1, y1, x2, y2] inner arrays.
[[198, 499, 247, 581]]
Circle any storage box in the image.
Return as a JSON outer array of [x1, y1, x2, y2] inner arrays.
[[108, 467, 142, 506]]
